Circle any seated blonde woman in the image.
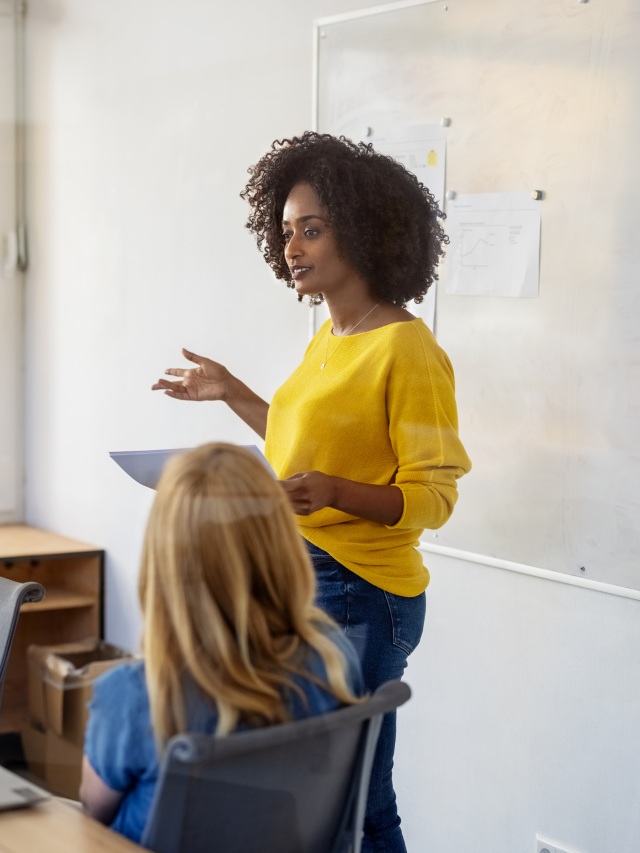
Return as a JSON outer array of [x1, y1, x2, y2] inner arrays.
[[80, 443, 363, 844]]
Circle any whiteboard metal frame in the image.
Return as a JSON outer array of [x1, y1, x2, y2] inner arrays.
[[315, 0, 441, 28], [420, 542, 640, 602]]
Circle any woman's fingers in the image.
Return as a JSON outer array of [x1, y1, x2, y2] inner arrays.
[[162, 387, 190, 399], [280, 472, 334, 515], [182, 347, 205, 365], [151, 378, 188, 395]]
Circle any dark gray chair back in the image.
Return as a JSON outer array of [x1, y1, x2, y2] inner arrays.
[[0, 576, 45, 711], [142, 679, 411, 853]]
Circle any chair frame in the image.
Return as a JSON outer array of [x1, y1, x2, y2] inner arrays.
[[142, 678, 411, 853], [0, 576, 45, 711]]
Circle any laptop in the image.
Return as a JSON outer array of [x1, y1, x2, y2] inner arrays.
[[0, 765, 50, 811]]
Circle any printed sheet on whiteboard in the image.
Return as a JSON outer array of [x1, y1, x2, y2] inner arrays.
[[368, 124, 447, 329], [443, 192, 541, 297]]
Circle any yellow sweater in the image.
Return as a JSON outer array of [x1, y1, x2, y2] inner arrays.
[[264, 318, 471, 596]]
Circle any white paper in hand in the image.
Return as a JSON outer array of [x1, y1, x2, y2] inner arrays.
[[110, 446, 274, 489]]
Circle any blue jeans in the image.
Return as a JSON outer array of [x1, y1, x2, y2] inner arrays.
[[306, 542, 426, 853]]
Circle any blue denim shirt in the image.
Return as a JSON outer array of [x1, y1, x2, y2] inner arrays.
[[84, 624, 363, 844]]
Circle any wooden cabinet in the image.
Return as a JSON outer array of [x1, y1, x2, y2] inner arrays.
[[0, 525, 104, 734]]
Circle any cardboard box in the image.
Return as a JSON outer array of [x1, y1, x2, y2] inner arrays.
[[22, 639, 134, 798], [21, 721, 84, 800], [27, 639, 133, 746]]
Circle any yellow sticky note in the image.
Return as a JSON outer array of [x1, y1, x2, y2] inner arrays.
[[427, 149, 438, 167]]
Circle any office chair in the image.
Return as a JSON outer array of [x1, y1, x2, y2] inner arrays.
[[142, 678, 411, 853], [0, 577, 45, 711]]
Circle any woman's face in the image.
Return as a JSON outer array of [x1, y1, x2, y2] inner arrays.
[[282, 182, 361, 299]]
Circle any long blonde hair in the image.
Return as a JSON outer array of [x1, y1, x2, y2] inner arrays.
[[139, 442, 358, 744]]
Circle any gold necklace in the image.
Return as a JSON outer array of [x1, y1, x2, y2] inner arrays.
[[320, 300, 384, 370]]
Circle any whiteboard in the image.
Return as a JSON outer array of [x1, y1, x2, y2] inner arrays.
[[316, 0, 640, 591]]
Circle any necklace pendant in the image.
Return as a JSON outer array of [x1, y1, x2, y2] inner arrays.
[[320, 363, 325, 370]]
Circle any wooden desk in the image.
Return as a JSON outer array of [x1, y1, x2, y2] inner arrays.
[[0, 797, 143, 851]]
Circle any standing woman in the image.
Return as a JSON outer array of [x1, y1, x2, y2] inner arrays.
[[153, 132, 472, 852]]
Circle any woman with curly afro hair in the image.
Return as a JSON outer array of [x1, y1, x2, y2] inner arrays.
[[153, 132, 471, 853]]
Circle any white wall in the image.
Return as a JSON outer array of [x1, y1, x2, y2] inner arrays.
[[24, 0, 374, 649], [398, 552, 640, 853], [23, 3, 640, 853]]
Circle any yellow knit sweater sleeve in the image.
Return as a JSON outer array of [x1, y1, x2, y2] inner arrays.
[[384, 320, 470, 531]]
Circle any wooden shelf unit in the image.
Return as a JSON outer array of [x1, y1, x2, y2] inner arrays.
[[0, 525, 104, 735]]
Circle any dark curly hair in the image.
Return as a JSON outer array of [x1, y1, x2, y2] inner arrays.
[[240, 131, 448, 307]]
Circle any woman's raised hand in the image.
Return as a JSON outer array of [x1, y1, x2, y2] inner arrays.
[[151, 348, 230, 402]]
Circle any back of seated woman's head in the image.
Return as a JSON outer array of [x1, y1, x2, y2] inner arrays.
[[139, 443, 356, 743]]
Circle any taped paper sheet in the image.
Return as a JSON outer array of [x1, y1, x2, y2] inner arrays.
[[369, 124, 447, 329], [443, 192, 541, 297]]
